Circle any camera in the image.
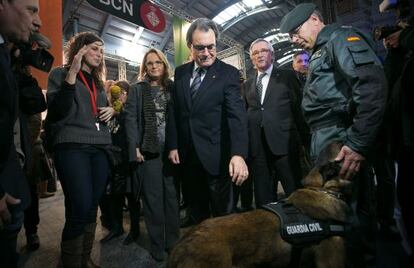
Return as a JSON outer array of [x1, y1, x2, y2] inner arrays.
[[374, 0, 412, 40], [17, 32, 54, 72]]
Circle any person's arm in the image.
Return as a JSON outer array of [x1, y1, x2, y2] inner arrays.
[[332, 29, 387, 179], [46, 68, 76, 122], [166, 74, 180, 164], [224, 67, 249, 185], [18, 74, 47, 115], [333, 30, 387, 156], [123, 83, 144, 163]]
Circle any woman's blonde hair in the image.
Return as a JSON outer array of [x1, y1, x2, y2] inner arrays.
[[65, 32, 106, 88], [139, 48, 172, 88]]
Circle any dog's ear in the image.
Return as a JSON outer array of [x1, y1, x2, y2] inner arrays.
[[302, 167, 324, 187]]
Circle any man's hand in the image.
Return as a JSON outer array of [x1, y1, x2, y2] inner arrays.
[[335, 145, 365, 180], [229, 155, 249, 186], [136, 148, 144, 163], [384, 30, 402, 49], [0, 193, 21, 230], [168, 150, 180, 164]]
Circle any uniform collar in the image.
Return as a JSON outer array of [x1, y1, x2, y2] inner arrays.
[[313, 23, 341, 51]]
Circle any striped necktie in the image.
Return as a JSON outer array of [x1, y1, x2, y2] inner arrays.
[[190, 68, 205, 99], [256, 72, 266, 104]]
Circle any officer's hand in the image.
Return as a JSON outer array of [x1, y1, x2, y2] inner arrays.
[[229, 155, 249, 186], [384, 30, 402, 49], [0, 193, 21, 230], [168, 150, 180, 164], [335, 145, 365, 180]]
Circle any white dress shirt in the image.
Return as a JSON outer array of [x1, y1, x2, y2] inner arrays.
[[256, 64, 273, 104]]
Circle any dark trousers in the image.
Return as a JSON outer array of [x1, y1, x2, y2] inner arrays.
[[397, 148, 414, 259], [141, 155, 180, 257], [0, 229, 19, 268], [345, 165, 377, 268], [54, 145, 109, 241], [24, 184, 40, 236], [233, 176, 253, 210], [250, 130, 302, 207], [108, 193, 141, 233], [372, 153, 396, 227], [182, 146, 233, 222], [0, 210, 24, 268]]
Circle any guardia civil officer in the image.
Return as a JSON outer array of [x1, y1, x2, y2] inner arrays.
[[280, 3, 387, 267]]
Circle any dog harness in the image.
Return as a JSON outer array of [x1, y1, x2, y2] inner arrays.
[[262, 199, 346, 246]]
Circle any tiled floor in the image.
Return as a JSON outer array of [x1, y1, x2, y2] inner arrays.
[[16, 184, 166, 268]]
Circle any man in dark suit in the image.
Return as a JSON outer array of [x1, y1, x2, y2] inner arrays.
[[167, 18, 248, 225], [0, 0, 41, 266], [243, 38, 304, 207]]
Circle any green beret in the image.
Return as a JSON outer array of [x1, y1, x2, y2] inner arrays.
[[280, 3, 316, 33]]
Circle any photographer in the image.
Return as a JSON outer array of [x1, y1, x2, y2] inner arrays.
[[12, 31, 52, 252], [380, 0, 414, 261], [0, 1, 42, 266]]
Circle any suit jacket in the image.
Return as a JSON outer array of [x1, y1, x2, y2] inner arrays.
[[166, 59, 248, 176], [243, 67, 304, 157], [0, 44, 30, 209]]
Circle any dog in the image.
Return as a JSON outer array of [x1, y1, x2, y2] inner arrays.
[[167, 143, 352, 268]]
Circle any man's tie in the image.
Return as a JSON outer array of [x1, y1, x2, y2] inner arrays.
[[190, 68, 205, 99], [256, 72, 266, 104]]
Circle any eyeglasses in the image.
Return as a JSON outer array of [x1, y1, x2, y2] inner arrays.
[[192, 44, 216, 52], [251, 48, 271, 57], [289, 22, 305, 39], [146, 60, 163, 67]]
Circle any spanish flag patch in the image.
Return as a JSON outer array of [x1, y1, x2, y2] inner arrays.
[[347, 36, 361, 42]]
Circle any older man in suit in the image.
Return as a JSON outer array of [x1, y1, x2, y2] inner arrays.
[[167, 18, 248, 226], [243, 39, 304, 207], [0, 0, 41, 266]]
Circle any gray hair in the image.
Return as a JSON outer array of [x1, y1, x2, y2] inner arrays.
[[312, 10, 324, 23], [249, 38, 274, 55], [186, 18, 220, 47]]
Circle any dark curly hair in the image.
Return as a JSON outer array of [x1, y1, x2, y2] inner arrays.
[[65, 32, 106, 88]]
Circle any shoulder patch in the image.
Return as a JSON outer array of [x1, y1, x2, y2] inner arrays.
[[347, 36, 361, 42]]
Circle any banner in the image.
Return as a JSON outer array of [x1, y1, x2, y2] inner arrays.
[[172, 16, 190, 67], [86, 0, 166, 33]]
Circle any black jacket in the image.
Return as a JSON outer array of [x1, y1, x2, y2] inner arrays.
[[166, 59, 248, 175], [243, 67, 305, 157]]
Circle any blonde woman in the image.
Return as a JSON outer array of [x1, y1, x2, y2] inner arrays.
[[124, 48, 179, 261]]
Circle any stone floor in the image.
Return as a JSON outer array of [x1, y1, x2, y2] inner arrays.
[[15, 182, 411, 268], [16, 183, 167, 268]]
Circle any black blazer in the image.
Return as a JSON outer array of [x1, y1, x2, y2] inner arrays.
[[166, 59, 248, 176], [243, 67, 304, 157], [0, 44, 30, 208]]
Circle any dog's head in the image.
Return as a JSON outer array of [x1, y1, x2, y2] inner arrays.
[[302, 142, 352, 197]]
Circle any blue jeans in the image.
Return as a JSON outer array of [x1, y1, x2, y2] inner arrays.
[[54, 144, 109, 241]]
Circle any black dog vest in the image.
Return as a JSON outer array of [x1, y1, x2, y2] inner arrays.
[[262, 199, 346, 246]]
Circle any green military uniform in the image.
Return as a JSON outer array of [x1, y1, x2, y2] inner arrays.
[[280, 3, 388, 266], [303, 23, 387, 160]]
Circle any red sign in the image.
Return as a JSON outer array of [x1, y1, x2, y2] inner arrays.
[[140, 1, 166, 33], [86, 0, 166, 33]]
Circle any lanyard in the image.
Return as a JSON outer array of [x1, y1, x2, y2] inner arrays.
[[78, 71, 98, 116]]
